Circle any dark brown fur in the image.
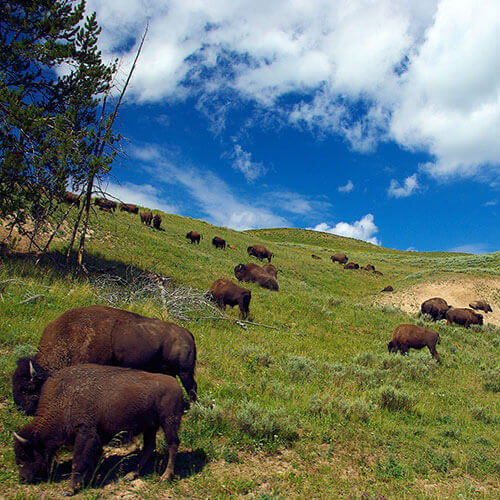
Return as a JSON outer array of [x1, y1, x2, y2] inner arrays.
[[373, 270, 384, 276], [94, 198, 117, 211], [262, 264, 278, 279], [63, 191, 80, 208], [12, 306, 197, 415], [212, 236, 226, 249], [247, 244, 273, 262], [388, 324, 440, 361], [14, 364, 184, 495], [186, 231, 201, 244], [120, 203, 139, 214], [446, 308, 483, 328], [141, 211, 153, 226], [344, 262, 359, 270], [98, 206, 112, 213], [420, 297, 451, 321], [362, 264, 375, 271], [234, 263, 279, 291], [331, 254, 348, 264], [210, 279, 251, 319], [469, 300, 492, 313], [311, 254, 321, 260], [153, 214, 162, 230], [381, 285, 393, 292]]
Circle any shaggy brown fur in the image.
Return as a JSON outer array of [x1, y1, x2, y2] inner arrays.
[[446, 308, 483, 328], [63, 191, 80, 208], [469, 300, 493, 313], [14, 364, 184, 495], [388, 324, 440, 361], [153, 214, 162, 230], [141, 211, 153, 226], [262, 264, 278, 279], [381, 285, 394, 292], [12, 306, 197, 415], [212, 236, 226, 249], [344, 262, 359, 270], [210, 279, 251, 319], [362, 264, 375, 271], [94, 198, 117, 211], [420, 297, 452, 321], [186, 231, 201, 244], [331, 254, 348, 264], [247, 244, 273, 262], [234, 263, 279, 291], [120, 203, 139, 214], [373, 270, 384, 276]]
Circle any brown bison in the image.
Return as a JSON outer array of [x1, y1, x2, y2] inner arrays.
[[262, 264, 278, 279], [63, 191, 80, 208], [311, 254, 321, 260], [98, 206, 112, 213], [362, 264, 375, 271], [331, 254, 348, 264], [388, 324, 440, 361], [120, 203, 139, 214], [373, 270, 384, 276], [12, 306, 197, 415], [141, 211, 153, 226], [469, 300, 493, 313], [234, 263, 279, 291], [381, 285, 394, 292], [420, 297, 452, 321], [153, 214, 162, 230], [446, 308, 483, 328], [14, 364, 184, 495], [344, 262, 359, 270], [247, 244, 273, 262], [94, 198, 117, 211], [212, 236, 226, 249], [186, 231, 202, 244], [210, 279, 251, 319]]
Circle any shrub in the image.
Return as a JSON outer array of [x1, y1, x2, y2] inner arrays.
[[240, 347, 272, 371], [286, 355, 317, 379], [379, 386, 414, 412], [354, 352, 375, 367], [337, 397, 374, 422], [483, 369, 500, 393]]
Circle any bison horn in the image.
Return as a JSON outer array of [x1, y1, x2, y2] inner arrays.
[[13, 432, 29, 444], [29, 360, 37, 379]]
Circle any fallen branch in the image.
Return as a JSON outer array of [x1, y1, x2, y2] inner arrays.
[[190, 316, 281, 330], [18, 294, 45, 305]]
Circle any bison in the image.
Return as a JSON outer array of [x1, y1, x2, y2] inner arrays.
[[186, 231, 201, 244], [247, 244, 273, 262], [373, 270, 384, 276], [420, 297, 452, 321], [362, 264, 375, 271], [63, 191, 80, 208], [311, 254, 321, 260], [446, 308, 483, 328], [388, 324, 440, 361], [210, 279, 251, 319], [141, 211, 153, 226], [469, 300, 493, 313], [120, 203, 139, 214], [344, 262, 359, 270], [212, 236, 226, 249], [234, 263, 279, 291], [94, 198, 116, 211], [153, 214, 162, 230], [331, 254, 348, 265], [381, 285, 394, 292], [12, 306, 197, 415], [262, 264, 278, 279], [13, 364, 184, 495]]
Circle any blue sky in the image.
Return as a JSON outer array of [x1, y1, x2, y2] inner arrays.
[[86, 0, 499, 253]]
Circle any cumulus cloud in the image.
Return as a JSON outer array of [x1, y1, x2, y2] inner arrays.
[[387, 173, 419, 198], [311, 214, 380, 245], [338, 180, 354, 193], [229, 144, 266, 181]]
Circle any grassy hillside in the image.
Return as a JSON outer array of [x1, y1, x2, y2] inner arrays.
[[0, 208, 498, 498]]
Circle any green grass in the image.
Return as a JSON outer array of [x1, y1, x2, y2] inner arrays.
[[0, 207, 499, 498]]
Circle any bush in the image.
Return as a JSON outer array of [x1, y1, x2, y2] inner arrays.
[[337, 397, 374, 422], [379, 386, 414, 412], [354, 352, 375, 367], [240, 347, 273, 371], [286, 355, 317, 379], [483, 369, 500, 393]]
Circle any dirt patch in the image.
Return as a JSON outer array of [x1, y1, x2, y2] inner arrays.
[[377, 277, 500, 326]]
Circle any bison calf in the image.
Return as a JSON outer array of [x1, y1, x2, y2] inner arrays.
[[446, 308, 483, 328], [153, 214, 162, 230], [388, 324, 440, 361], [210, 279, 251, 319], [14, 364, 184, 495], [420, 297, 452, 321], [469, 300, 492, 313]]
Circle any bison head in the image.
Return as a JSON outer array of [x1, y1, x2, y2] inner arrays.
[[12, 357, 49, 415], [246, 246, 253, 255], [13, 431, 49, 484], [387, 341, 397, 353], [234, 264, 246, 281]]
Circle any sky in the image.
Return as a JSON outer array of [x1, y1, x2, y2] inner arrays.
[[85, 0, 499, 253]]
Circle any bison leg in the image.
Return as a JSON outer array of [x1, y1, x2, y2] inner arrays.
[[427, 344, 440, 362], [178, 370, 197, 402], [159, 421, 180, 481], [68, 429, 102, 495]]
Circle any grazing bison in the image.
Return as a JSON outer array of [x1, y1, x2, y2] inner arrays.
[[120, 203, 139, 214], [262, 264, 278, 279], [94, 198, 117, 212], [344, 262, 359, 270], [247, 244, 273, 262], [388, 324, 440, 361], [381, 285, 394, 292], [362, 264, 375, 271], [469, 300, 493, 313], [311, 254, 321, 260], [373, 270, 384, 276], [12, 306, 197, 415], [420, 297, 452, 321], [210, 279, 251, 319], [63, 191, 80, 208], [98, 206, 112, 213], [186, 231, 201, 244], [331, 254, 348, 265], [234, 263, 279, 291], [141, 211, 153, 226], [446, 308, 483, 328], [212, 236, 226, 249], [153, 214, 162, 230], [13, 364, 184, 495]]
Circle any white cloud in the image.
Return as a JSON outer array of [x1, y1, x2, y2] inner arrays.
[[229, 144, 266, 181], [450, 243, 490, 255], [338, 180, 354, 193], [484, 200, 497, 207], [269, 191, 331, 216], [311, 214, 380, 245], [387, 173, 419, 198]]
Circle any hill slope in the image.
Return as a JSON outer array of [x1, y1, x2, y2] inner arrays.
[[0, 208, 498, 498]]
